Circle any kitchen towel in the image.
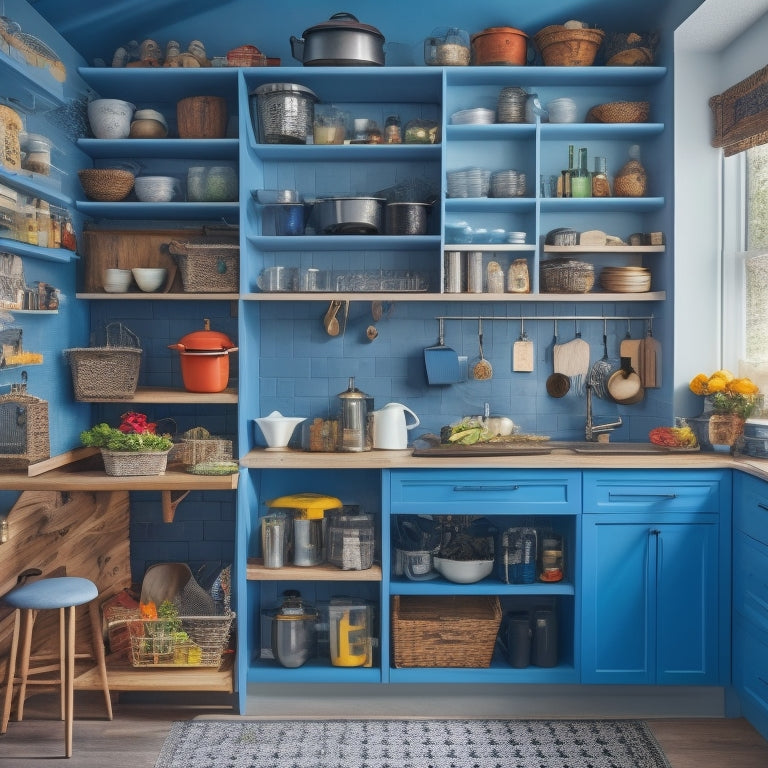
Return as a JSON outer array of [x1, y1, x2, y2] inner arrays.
[[155, 719, 671, 768]]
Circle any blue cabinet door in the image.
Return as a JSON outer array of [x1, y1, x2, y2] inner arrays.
[[582, 516, 719, 684]]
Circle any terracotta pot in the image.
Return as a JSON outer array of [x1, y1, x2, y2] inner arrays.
[[470, 27, 528, 66]]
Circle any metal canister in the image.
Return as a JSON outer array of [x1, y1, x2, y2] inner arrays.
[[337, 376, 371, 452]]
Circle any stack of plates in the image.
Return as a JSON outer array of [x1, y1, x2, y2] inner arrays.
[[447, 167, 491, 198], [490, 169, 527, 198], [506, 231, 526, 244], [600, 266, 652, 293], [451, 107, 495, 125], [496, 87, 527, 123], [546, 97, 578, 123]]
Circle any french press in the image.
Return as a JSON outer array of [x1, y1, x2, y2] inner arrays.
[[336, 376, 371, 452]]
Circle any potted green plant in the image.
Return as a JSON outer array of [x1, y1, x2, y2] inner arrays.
[[80, 411, 174, 476]]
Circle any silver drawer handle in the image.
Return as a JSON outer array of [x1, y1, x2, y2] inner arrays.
[[453, 484, 521, 492], [607, 492, 677, 500]]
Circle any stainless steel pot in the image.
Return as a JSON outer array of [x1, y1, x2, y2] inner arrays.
[[312, 196, 384, 235], [290, 12, 385, 67], [385, 202, 431, 235]]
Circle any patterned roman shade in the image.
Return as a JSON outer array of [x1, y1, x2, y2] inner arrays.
[[710, 63, 768, 156]]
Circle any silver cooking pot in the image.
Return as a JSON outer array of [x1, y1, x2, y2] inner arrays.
[[290, 12, 385, 67], [385, 202, 432, 235], [311, 196, 385, 235]]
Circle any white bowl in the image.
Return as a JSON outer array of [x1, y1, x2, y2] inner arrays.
[[254, 411, 306, 450], [133, 109, 168, 128], [131, 267, 167, 292], [87, 98, 135, 139], [102, 268, 132, 293], [134, 175, 178, 202], [433, 557, 494, 584]]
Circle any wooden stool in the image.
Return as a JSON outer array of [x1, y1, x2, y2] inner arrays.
[[1, 576, 113, 758]]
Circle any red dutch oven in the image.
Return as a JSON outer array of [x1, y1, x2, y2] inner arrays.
[[168, 319, 238, 393]]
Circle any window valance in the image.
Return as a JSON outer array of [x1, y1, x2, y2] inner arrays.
[[710, 62, 768, 156]]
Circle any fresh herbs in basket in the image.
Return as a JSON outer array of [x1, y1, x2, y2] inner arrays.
[[80, 411, 173, 452], [132, 600, 204, 666]]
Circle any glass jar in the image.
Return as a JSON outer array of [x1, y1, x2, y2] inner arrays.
[[424, 27, 470, 66], [187, 166, 237, 202], [592, 156, 611, 197], [507, 258, 530, 293], [384, 115, 402, 144], [539, 533, 564, 582]]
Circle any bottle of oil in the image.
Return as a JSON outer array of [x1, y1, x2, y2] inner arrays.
[[570, 147, 591, 198], [591, 156, 611, 197]]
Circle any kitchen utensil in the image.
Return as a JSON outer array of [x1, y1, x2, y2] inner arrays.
[[324, 299, 342, 336], [254, 411, 306, 450], [384, 202, 431, 235], [134, 175, 179, 202], [607, 356, 645, 404], [290, 12, 385, 67], [546, 320, 570, 398], [554, 325, 590, 396], [588, 319, 618, 399], [371, 402, 420, 449], [471, 319, 493, 380], [131, 267, 167, 292], [268, 590, 317, 668], [326, 513, 375, 570], [329, 598, 372, 667], [424, 318, 461, 385], [167, 319, 238, 393], [619, 320, 642, 374], [337, 376, 371, 451], [261, 511, 290, 568], [433, 557, 494, 584], [312, 196, 385, 235], [639, 320, 662, 388], [512, 319, 534, 372], [250, 83, 318, 144]]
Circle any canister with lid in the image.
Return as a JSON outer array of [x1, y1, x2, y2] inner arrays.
[[337, 377, 371, 452]]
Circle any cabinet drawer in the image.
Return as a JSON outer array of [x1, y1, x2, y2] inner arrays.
[[734, 614, 768, 714], [583, 470, 729, 515], [735, 473, 768, 546], [734, 529, 768, 633], [389, 469, 581, 515]]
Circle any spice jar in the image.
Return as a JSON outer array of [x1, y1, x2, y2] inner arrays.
[[507, 259, 530, 293], [22, 134, 51, 175], [384, 115, 402, 144], [539, 532, 564, 583]]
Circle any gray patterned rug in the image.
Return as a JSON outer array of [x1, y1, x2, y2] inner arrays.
[[154, 719, 671, 768]]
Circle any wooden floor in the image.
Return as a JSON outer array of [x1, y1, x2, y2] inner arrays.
[[0, 692, 767, 767]]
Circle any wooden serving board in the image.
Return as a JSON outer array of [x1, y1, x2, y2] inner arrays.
[[413, 444, 553, 457]]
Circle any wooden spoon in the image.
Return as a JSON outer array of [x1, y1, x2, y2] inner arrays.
[[324, 300, 341, 336]]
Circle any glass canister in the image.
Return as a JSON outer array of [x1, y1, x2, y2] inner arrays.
[[187, 166, 237, 202], [424, 27, 471, 66], [328, 597, 373, 667], [539, 532, 564, 583]]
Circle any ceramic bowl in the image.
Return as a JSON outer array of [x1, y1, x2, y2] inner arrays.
[[432, 557, 494, 584], [254, 411, 306, 450], [87, 98, 135, 139], [102, 268, 132, 293], [131, 267, 167, 292], [129, 119, 168, 139], [133, 109, 168, 128], [134, 175, 178, 203]]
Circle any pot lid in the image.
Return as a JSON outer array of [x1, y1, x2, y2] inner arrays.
[[266, 492, 343, 517], [275, 590, 317, 618], [302, 12, 384, 39], [175, 318, 235, 351]]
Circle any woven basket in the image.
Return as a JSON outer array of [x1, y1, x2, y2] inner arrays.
[[586, 101, 650, 124], [64, 323, 141, 400], [177, 96, 227, 139], [391, 595, 502, 668], [534, 25, 604, 66], [101, 448, 170, 477], [614, 159, 648, 197], [78, 168, 135, 201], [227, 45, 266, 67], [540, 258, 595, 293], [168, 238, 239, 293], [0, 393, 49, 468]]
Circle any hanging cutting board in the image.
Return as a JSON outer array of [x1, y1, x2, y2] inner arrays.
[[555, 331, 590, 396], [619, 335, 642, 375], [512, 322, 534, 372], [639, 331, 661, 388]]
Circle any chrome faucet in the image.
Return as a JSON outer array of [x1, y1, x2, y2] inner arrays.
[[585, 384, 623, 441]]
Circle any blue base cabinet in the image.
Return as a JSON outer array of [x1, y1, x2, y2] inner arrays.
[[581, 470, 731, 685], [733, 472, 768, 741]]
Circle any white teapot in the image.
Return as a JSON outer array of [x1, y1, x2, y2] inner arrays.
[[370, 402, 420, 450]]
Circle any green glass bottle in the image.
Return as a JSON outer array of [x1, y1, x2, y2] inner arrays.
[[570, 147, 592, 198]]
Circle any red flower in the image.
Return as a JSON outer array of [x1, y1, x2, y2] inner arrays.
[[118, 411, 157, 435]]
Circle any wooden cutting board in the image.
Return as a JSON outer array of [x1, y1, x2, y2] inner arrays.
[[620, 337, 642, 373]]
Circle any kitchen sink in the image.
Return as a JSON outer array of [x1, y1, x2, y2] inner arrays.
[[549, 441, 670, 454]]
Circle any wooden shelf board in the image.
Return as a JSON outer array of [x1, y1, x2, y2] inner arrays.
[[79, 386, 238, 404], [76, 292, 239, 301], [543, 245, 665, 253], [242, 291, 666, 302], [247, 559, 382, 582]]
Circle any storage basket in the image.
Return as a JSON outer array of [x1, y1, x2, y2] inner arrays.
[[227, 45, 266, 67], [533, 25, 604, 66], [77, 168, 135, 201], [100, 448, 170, 477], [176, 96, 227, 139], [168, 238, 239, 293], [0, 392, 49, 468], [586, 101, 649, 124], [64, 323, 141, 400], [391, 595, 501, 668], [249, 83, 318, 145], [540, 258, 595, 293], [127, 612, 235, 668]]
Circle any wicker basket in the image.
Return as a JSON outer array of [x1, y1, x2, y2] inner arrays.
[[540, 258, 595, 293], [586, 101, 650, 124], [78, 168, 135, 201], [127, 612, 235, 668], [64, 323, 141, 400], [391, 595, 501, 668], [534, 25, 604, 66], [168, 238, 239, 293], [0, 392, 49, 468], [614, 159, 648, 197], [227, 45, 266, 67], [101, 448, 170, 476], [176, 96, 227, 139]]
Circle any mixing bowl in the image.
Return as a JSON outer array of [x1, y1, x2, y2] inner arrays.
[[131, 267, 167, 292], [134, 175, 179, 202]]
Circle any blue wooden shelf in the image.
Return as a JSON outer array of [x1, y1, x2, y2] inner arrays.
[[77, 138, 240, 160]]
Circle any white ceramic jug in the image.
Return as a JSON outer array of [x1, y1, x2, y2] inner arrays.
[[371, 402, 420, 450]]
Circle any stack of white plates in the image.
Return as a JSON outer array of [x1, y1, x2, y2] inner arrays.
[[506, 231, 527, 244], [447, 167, 491, 198], [547, 97, 578, 123], [490, 169, 527, 198], [496, 87, 527, 123], [599, 266, 652, 293], [450, 107, 495, 125]]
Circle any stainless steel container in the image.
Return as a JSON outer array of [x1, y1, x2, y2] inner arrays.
[[312, 196, 384, 235], [261, 512, 290, 568], [337, 376, 371, 452], [249, 83, 318, 144], [290, 13, 385, 67], [268, 590, 317, 668], [384, 202, 431, 235]]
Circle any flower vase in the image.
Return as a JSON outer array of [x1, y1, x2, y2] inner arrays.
[[707, 414, 745, 447]]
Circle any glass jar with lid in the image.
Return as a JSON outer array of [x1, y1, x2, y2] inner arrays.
[[424, 27, 471, 66]]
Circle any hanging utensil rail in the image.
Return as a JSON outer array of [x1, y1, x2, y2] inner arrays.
[[435, 314, 655, 323]]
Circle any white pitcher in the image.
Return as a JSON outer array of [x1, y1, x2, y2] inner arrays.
[[371, 402, 420, 450]]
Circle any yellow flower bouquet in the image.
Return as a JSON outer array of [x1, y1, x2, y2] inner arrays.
[[689, 370, 760, 419]]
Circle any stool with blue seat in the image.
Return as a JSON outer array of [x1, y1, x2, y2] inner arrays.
[[1, 574, 113, 758]]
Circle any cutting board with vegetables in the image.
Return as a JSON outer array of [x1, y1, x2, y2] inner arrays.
[[413, 444, 553, 457]]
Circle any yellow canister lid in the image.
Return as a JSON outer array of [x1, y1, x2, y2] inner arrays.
[[266, 492, 342, 518]]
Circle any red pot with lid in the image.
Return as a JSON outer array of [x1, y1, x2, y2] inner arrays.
[[168, 319, 238, 393]]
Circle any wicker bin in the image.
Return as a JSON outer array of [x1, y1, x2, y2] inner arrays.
[[533, 25, 605, 66], [0, 393, 49, 468], [540, 258, 595, 293], [168, 238, 239, 293], [391, 595, 502, 668], [101, 448, 170, 477]]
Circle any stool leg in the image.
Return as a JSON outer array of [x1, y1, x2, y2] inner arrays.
[[88, 601, 113, 720], [59, 607, 66, 721], [64, 605, 75, 758], [14, 609, 35, 723], [1, 608, 21, 734]]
